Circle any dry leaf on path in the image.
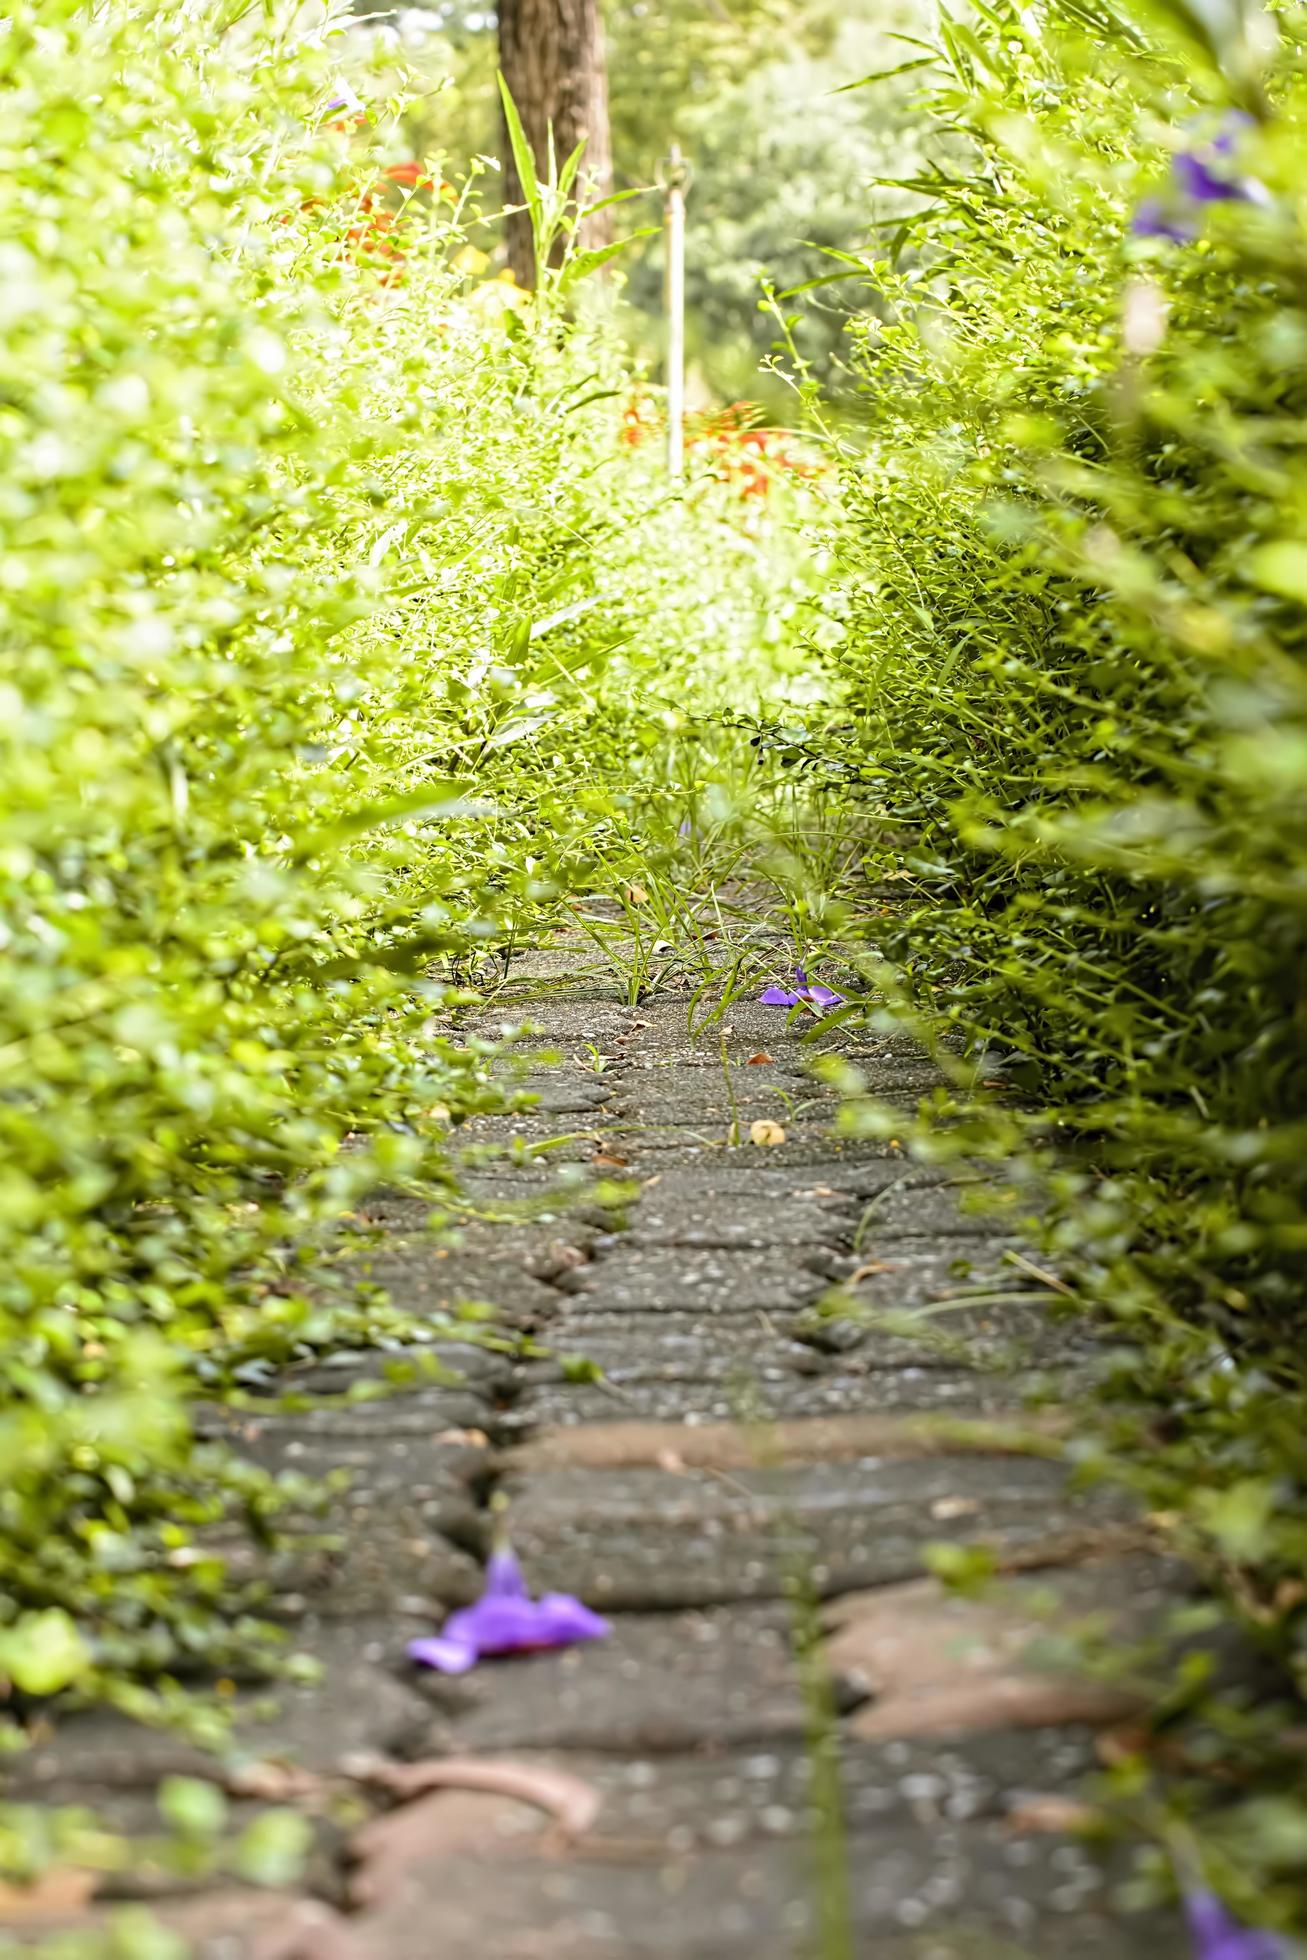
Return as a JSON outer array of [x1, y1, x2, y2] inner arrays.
[[0, 1868, 96, 1923], [347, 1755, 602, 1841], [747, 1051, 773, 1065], [1004, 1794, 1104, 1836]]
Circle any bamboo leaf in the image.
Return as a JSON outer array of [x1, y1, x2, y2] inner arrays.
[[496, 73, 543, 253]]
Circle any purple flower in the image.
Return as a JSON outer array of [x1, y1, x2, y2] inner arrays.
[[1132, 195, 1197, 243], [1133, 113, 1264, 240], [407, 1545, 610, 1674], [1184, 1893, 1288, 1960], [759, 965, 845, 1010]]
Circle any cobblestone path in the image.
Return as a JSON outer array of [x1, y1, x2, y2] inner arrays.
[[5, 950, 1192, 1959]]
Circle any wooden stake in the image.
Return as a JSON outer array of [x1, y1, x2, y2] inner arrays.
[[664, 143, 687, 482]]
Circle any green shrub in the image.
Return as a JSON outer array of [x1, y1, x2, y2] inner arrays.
[[803, 0, 1307, 1913], [0, 0, 805, 1731]]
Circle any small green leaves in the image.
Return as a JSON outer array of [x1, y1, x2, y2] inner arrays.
[[0, 1612, 89, 1697], [922, 1542, 999, 1597], [232, 1810, 314, 1887], [157, 1778, 228, 1842]]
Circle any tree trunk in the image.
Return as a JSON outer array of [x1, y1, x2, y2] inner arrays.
[[497, 0, 613, 288]]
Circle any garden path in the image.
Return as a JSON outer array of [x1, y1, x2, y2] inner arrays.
[[7, 943, 1193, 1958]]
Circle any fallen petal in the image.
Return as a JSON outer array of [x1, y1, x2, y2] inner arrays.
[[408, 1549, 610, 1673], [483, 1548, 529, 1600], [407, 1634, 478, 1674], [804, 982, 845, 1008], [760, 986, 803, 1006], [1184, 1891, 1287, 1960]]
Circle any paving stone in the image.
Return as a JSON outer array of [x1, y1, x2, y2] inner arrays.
[[797, 1296, 1106, 1373], [623, 1160, 963, 1200], [345, 1240, 563, 1323], [622, 1189, 859, 1250], [330, 1801, 1188, 1960], [473, 1729, 1107, 1845], [501, 1456, 1123, 1610], [209, 1511, 483, 1620], [504, 1411, 1069, 1472], [566, 1247, 823, 1314], [273, 1338, 516, 1399], [857, 1180, 1036, 1242], [503, 1366, 1041, 1431], [519, 1317, 817, 1387], [198, 1384, 495, 1445], [410, 1604, 807, 1755], [613, 1092, 836, 1136], [836, 1239, 1036, 1313], [613, 1126, 920, 1167], [223, 1424, 491, 1523], [822, 1565, 1162, 1740]]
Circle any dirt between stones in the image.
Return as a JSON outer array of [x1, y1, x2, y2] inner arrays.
[[0, 951, 1192, 1959]]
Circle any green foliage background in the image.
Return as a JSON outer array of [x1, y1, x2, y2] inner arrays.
[[340, 0, 931, 398], [790, 0, 1307, 1915], [0, 0, 815, 1737]]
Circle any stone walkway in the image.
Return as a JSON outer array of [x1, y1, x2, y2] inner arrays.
[[3, 949, 1193, 1958]]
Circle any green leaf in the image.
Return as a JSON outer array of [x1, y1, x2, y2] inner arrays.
[[834, 55, 938, 90], [1246, 541, 1307, 603], [234, 1809, 314, 1887], [496, 73, 543, 255], [158, 1775, 228, 1840], [0, 1610, 90, 1696], [560, 227, 659, 286]]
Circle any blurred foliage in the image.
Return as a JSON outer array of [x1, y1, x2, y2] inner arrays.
[[0, 0, 815, 1751], [773, 0, 1307, 1923], [341, 0, 931, 397]]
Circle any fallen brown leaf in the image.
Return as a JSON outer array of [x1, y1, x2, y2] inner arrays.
[[0, 1868, 96, 1924], [747, 1051, 773, 1065], [346, 1756, 601, 1842], [1004, 1794, 1104, 1836], [930, 1495, 981, 1521]]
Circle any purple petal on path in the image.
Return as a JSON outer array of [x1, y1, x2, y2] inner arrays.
[[407, 1549, 611, 1674], [407, 1634, 478, 1674], [761, 965, 846, 1008], [1184, 1892, 1287, 1960], [484, 1547, 529, 1599]]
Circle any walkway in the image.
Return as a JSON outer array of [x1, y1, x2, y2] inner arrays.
[[5, 942, 1191, 1958]]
